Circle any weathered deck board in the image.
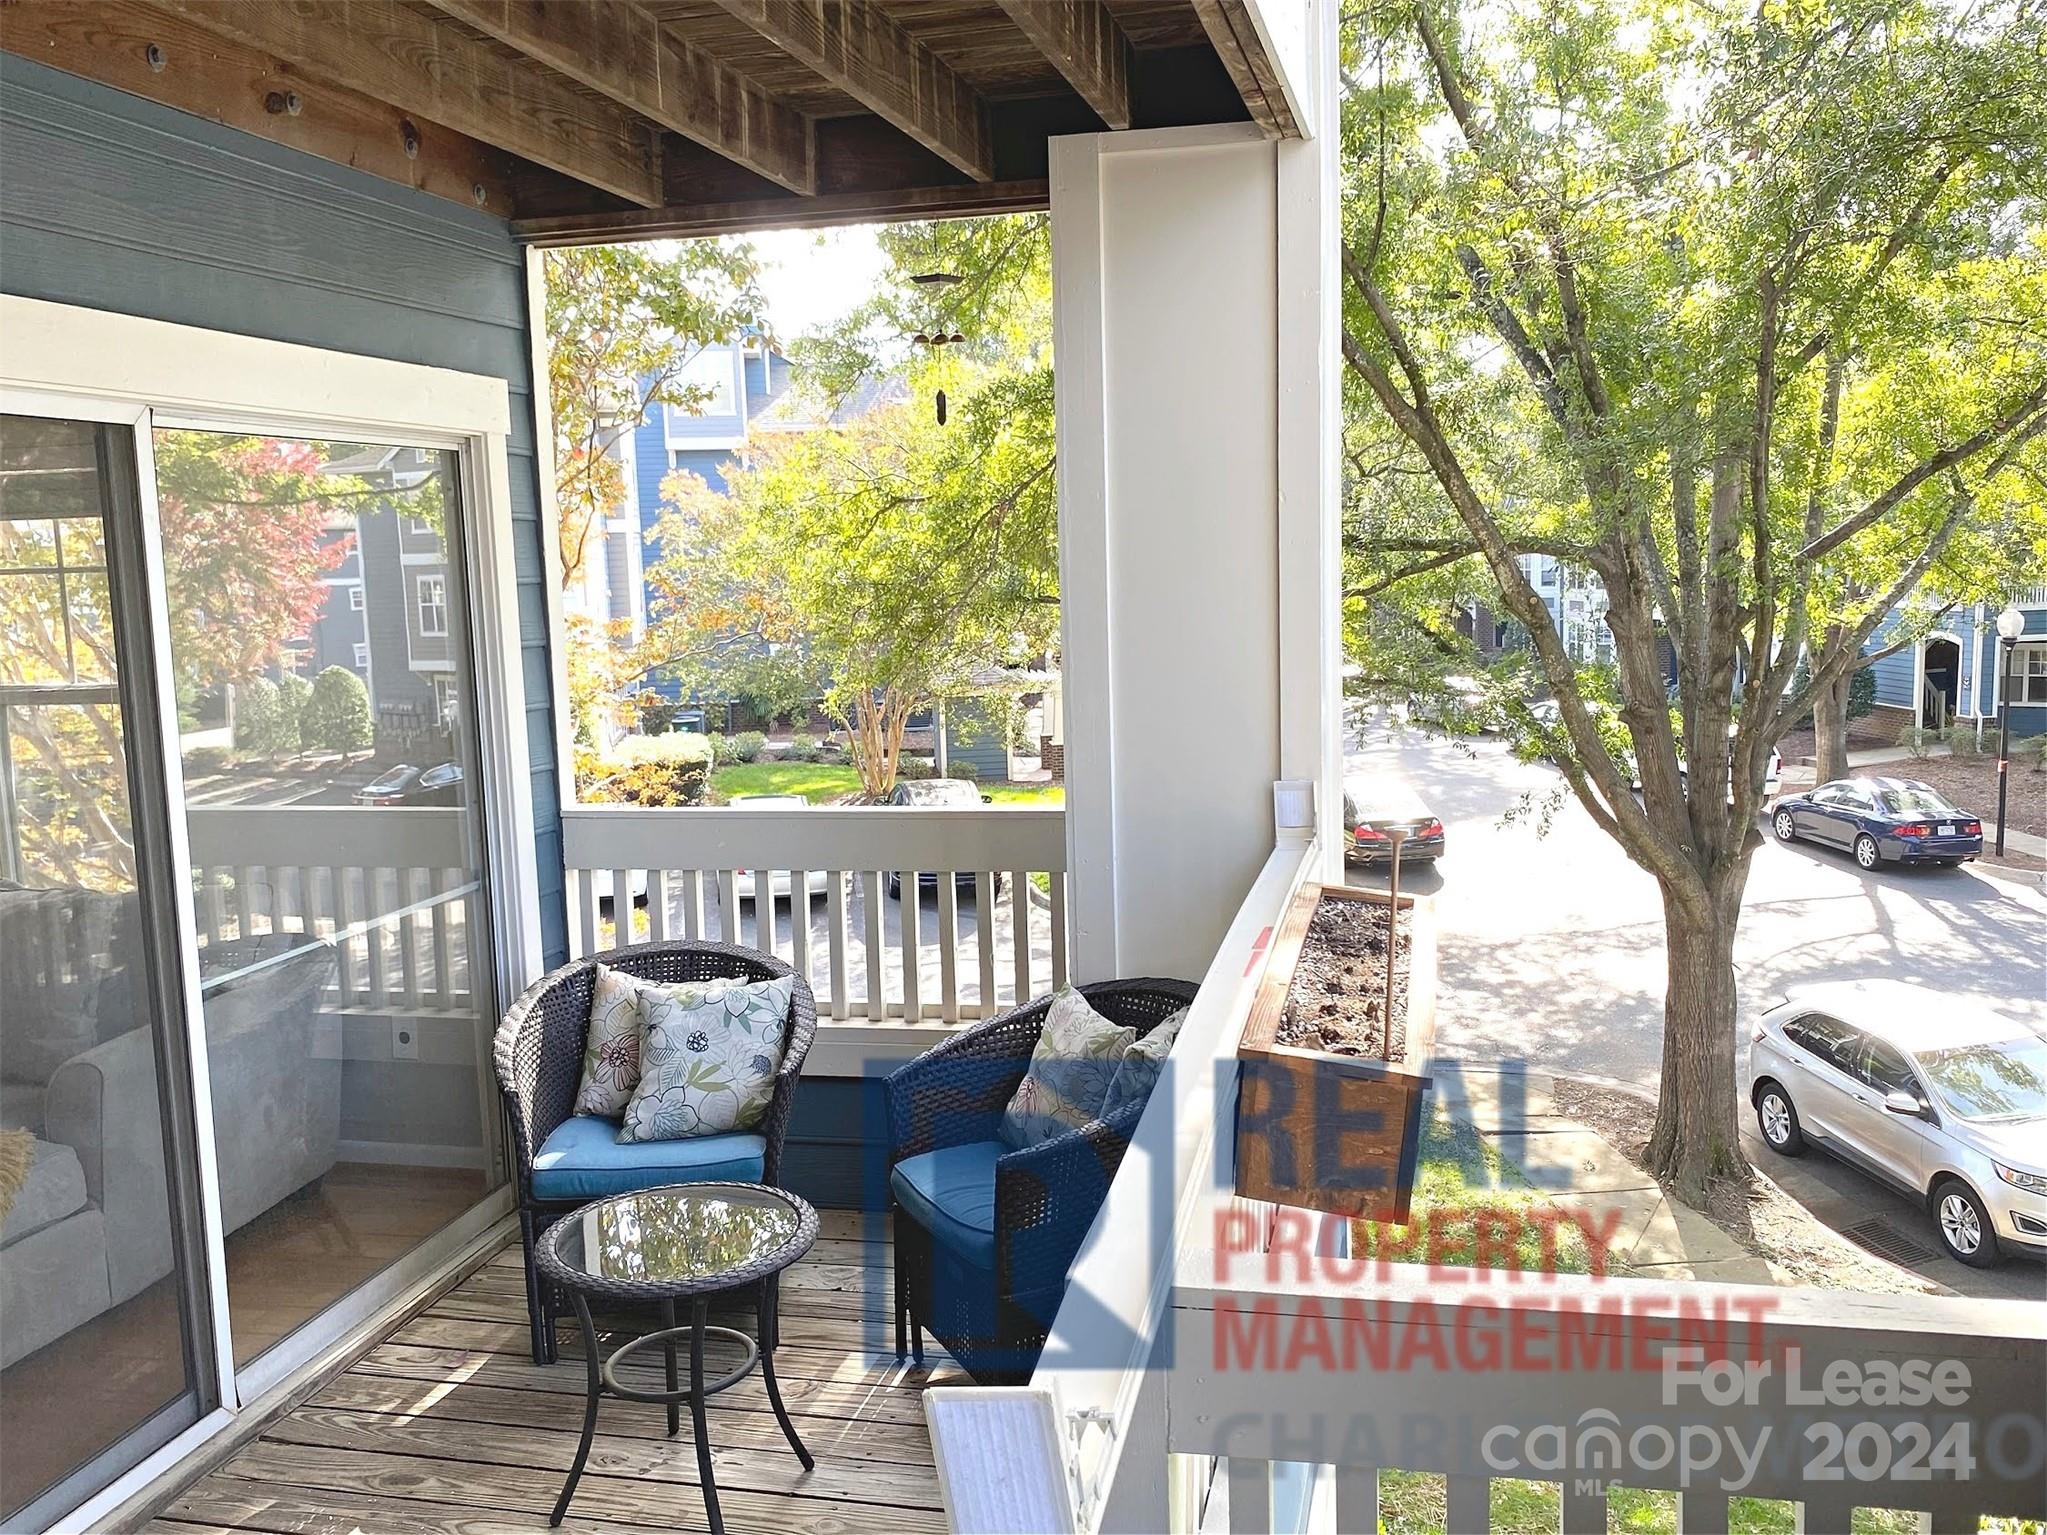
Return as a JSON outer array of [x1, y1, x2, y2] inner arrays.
[[169, 1230, 961, 1535]]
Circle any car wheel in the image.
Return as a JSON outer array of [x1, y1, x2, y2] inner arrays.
[[1772, 809, 1797, 843], [1932, 1178, 2001, 1269], [1754, 1081, 1804, 1156], [1853, 833, 1881, 871]]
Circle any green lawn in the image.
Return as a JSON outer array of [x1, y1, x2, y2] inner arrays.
[[1378, 1476, 1927, 1535], [707, 761, 1065, 806], [709, 761, 861, 803], [1351, 1109, 1595, 1275]]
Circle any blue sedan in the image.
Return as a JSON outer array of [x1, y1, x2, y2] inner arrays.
[[1770, 776, 1983, 871]]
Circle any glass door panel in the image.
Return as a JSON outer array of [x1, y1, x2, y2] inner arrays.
[[148, 429, 503, 1370], [0, 415, 203, 1522]]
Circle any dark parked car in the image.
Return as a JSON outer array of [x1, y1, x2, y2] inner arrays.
[[352, 761, 464, 807], [1770, 776, 1982, 871], [884, 777, 1002, 899], [1342, 785, 1444, 865]]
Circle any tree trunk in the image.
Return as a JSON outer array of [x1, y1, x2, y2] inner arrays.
[[1812, 669, 1852, 785], [1645, 879, 1750, 1201]]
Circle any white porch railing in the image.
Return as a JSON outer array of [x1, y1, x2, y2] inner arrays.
[[185, 805, 479, 1013], [2017, 583, 2047, 608], [559, 804, 1067, 1026], [927, 830, 2047, 1535]]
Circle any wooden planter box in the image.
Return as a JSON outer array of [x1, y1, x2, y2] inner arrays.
[[1234, 883, 1438, 1224]]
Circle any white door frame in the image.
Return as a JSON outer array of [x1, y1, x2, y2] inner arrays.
[[1, 295, 536, 1519], [1913, 629, 1966, 730]]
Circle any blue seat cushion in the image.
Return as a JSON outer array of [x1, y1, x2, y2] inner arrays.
[[531, 1114, 765, 1202], [890, 1140, 1003, 1270]]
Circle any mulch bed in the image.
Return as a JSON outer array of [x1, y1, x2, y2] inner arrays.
[[1276, 897, 1411, 1061], [1774, 725, 1893, 763], [1548, 1078, 1945, 1296], [1854, 751, 2047, 841]]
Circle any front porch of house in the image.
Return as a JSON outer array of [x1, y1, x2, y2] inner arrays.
[[5, 2, 2044, 1533]]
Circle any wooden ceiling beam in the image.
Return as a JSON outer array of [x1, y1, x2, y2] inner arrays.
[[422, 0, 814, 196], [514, 179, 1048, 247], [994, 0, 1131, 130], [1189, 0, 1297, 137], [142, 0, 663, 206], [704, 0, 992, 182], [0, 0, 546, 215]]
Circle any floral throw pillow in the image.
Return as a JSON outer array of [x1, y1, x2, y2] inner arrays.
[[1100, 1005, 1188, 1120], [618, 974, 796, 1144], [572, 965, 704, 1117], [999, 989, 1136, 1150]]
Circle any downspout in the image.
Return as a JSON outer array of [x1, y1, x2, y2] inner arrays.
[[1973, 602, 1986, 750]]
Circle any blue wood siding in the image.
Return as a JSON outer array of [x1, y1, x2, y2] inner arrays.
[[0, 55, 567, 965]]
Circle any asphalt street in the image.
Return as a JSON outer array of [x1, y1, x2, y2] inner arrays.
[[1342, 715, 2047, 1298]]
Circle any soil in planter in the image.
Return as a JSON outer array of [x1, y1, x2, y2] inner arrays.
[[1276, 897, 1410, 1061]]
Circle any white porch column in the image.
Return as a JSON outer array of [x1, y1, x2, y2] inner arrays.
[[1052, 99, 1342, 983]]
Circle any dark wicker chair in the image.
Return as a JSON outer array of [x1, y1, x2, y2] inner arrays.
[[884, 978, 1198, 1384], [493, 939, 816, 1363]]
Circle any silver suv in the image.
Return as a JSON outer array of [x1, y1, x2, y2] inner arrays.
[[1748, 981, 2047, 1268]]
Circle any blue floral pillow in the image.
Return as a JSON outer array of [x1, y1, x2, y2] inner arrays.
[[1100, 1006, 1188, 1120], [999, 989, 1136, 1150], [618, 974, 795, 1144]]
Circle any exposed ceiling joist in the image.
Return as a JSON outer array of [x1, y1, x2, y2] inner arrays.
[[421, 0, 814, 196], [994, 0, 1131, 130], [1189, 0, 1296, 138], [515, 179, 1049, 247], [706, 0, 993, 182], [143, 0, 664, 206]]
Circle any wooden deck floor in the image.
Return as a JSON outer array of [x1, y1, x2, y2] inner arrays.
[[145, 1213, 967, 1535]]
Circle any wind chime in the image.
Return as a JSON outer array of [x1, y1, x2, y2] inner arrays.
[[910, 270, 966, 424]]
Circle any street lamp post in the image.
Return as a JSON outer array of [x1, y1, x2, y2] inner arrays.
[[1994, 603, 2026, 857]]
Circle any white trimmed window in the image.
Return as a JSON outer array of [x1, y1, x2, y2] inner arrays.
[[417, 573, 448, 637], [2017, 643, 2047, 704], [348, 584, 365, 611], [352, 642, 371, 670]]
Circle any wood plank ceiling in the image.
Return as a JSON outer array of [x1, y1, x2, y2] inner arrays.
[[0, 0, 1300, 243]]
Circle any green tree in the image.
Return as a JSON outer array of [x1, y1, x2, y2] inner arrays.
[[648, 367, 1059, 798], [302, 666, 372, 754], [1340, 0, 2047, 1194]]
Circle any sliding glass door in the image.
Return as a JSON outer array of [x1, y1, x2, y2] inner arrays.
[[0, 396, 513, 1525], [0, 414, 208, 1525], [148, 427, 504, 1372]]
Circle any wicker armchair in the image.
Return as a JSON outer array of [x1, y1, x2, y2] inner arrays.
[[493, 939, 816, 1363], [884, 978, 1197, 1384]]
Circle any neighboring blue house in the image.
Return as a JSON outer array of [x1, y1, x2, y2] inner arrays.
[[1866, 587, 2047, 739]]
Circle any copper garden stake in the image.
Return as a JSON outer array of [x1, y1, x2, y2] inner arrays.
[[1382, 826, 1407, 1058]]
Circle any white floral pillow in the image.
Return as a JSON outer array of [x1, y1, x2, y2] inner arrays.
[[999, 989, 1136, 1150], [1100, 1005, 1188, 1120], [572, 965, 702, 1117], [618, 975, 796, 1143]]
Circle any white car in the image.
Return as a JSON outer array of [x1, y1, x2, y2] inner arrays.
[[1748, 981, 2047, 1268], [728, 794, 833, 901]]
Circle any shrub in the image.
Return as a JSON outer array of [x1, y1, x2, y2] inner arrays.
[[947, 760, 981, 782], [575, 732, 714, 807], [896, 756, 936, 782], [789, 733, 821, 762], [2011, 734, 2047, 772], [1847, 665, 1876, 720], [302, 666, 372, 753], [276, 671, 311, 752], [1902, 727, 1942, 758], [232, 677, 283, 757], [727, 730, 767, 763], [1944, 724, 1985, 758]]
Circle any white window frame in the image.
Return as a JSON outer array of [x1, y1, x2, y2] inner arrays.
[[416, 572, 449, 637], [348, 582, 366, 611], [2017, 641, 2047, 705], [0, 295, 539, 1510], [352, 641, 372, 669]]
